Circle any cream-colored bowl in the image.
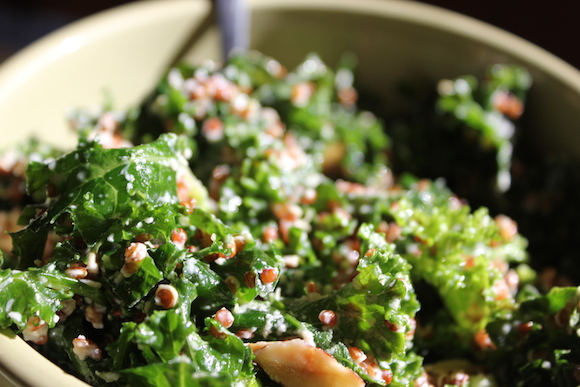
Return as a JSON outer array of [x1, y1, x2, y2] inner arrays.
[[1, 0, 580, 386]]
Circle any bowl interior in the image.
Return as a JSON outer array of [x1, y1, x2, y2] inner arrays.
[[1, 0, 580, 386]]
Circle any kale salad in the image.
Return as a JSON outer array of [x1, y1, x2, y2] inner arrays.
[[1, 52, 579, 387]]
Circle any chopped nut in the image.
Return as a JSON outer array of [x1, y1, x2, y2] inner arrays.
[[22, 316, 48, 345], [236, 328, 255, 340], [125, 241, 147, 260], [283, 254, 300, 268], [154, 284, 179, 309], [243, 271, 256, 288], [225, 276, 240, 294], [57, 298, 77, 322], [86, 251, 99, 277], [85, 304, 106, 329], [120, 242, 148, 277], [249, 339, 364, 387], [65, 263, 88, 280], [72, 335, 102, 361], [414, 371, 431, 387]]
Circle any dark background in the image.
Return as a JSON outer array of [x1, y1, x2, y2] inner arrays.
[[0, 0, 579, 69]]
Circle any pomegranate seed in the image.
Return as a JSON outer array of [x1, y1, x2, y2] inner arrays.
[[318, 310, 337, 327], [348, 347, 367, 365], [171, 228, 188, 249], [260, 268, 278, 284], [214, 307, 234, 328]]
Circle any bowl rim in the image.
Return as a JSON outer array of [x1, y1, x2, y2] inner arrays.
[[1, 0, 579, 99], [1, 0, 579, 386]]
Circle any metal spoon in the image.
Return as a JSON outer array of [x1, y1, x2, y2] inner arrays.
[[214, 0, 250, 60], [164, 0, 249, 69]]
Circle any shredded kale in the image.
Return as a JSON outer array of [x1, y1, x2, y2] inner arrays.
[[1, 51, 577, 387]]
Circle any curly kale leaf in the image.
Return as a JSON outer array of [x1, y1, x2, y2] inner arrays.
[[389, 178, 527, 335], [487, 286, 580, 387], [215, 246, 284, 303], [134, 310, 197, 363], [113, 316, 257, 386], [0, 263, 104, 330], [436, 65, 531, 192], [110, 255, 163, 308], [287, 226, 418, 363], [118, 356, 259, 387], [13, 134, 186, 265]]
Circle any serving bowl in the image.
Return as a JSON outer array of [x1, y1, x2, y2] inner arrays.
[[1, 0, 579, 386]]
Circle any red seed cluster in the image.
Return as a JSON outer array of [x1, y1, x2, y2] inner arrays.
[[493, 90, 524, 119], [518, 321, 534, 334], [474, 329, 497, 350], [318, 310, 337, 327], [381, 369, 393, 385], [384, 320, 400, 332], [171, 228, 188, 249], [260, 268, 278, 284], [262, 225, 279, 243], [306, 281, 319, 294], [348, 346, 367, 365], [214, 307, 235, 328]]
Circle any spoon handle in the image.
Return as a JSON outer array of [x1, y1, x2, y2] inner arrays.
[[214, 0, 250, 60]]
